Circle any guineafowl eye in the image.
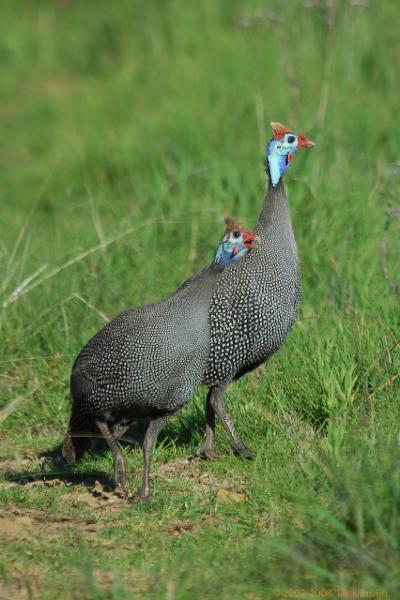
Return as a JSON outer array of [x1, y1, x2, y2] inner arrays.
[[287, 135, 296, 144], [232, 230, 240, 239]]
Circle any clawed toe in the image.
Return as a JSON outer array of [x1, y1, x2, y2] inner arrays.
[[234, 445, 255, 460], [193, 445, 220, 461], [114, 482, 129, 498], [203, 448, 220, 461], [114, 478, 128, 496]]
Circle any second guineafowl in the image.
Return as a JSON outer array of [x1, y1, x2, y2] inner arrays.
[[196, 122, 315, 460], [62, 218, 256, 500]]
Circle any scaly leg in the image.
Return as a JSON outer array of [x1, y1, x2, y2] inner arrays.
[[96, 420, 128, 496], [193, 387, 221, 460], [139, 414, 170, 502], [209, 385, 255, 459]]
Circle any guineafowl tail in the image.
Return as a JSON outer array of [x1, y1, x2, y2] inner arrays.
[[62, 407, 93, 464], [62, 427, 91, 464]]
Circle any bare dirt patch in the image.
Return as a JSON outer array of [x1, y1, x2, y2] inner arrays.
[[0, 475, 72, 491], [216, 488, 247, 503], [59, 480, 128, 512], [0, 506, 98, 541], [167, 519, 198, 536], [153, 457, 247, 497]]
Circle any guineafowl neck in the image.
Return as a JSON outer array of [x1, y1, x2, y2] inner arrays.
[[254, 178, 297, 259]]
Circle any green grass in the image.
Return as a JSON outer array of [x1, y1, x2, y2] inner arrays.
[[1, 0, 399, 598]]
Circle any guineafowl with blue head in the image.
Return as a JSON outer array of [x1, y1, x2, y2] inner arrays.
[[196, 122, 315, 460]]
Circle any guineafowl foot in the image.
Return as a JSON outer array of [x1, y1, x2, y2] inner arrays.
[[206, 386, 255, 460], [233, 444, 255, 460], [193, 444, 220, 461], [138, 489, 150, 502], [115, 485, 129, 500]]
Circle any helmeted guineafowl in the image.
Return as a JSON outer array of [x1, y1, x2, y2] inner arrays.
[[196, 122, 315, 460], [62, 218, 256, 500]]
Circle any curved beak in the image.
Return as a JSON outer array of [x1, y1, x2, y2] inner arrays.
[[297, 134, 315, 148]]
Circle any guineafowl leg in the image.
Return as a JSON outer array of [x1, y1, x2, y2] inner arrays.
[[209, 386, 255, 459], [193, 387, 220, 460], [139, 414, 170, 502], [95, 420, 128, 495]]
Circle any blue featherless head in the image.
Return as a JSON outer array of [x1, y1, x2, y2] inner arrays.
[[214, 218, 257, 266], [266, 122, 315, 187]]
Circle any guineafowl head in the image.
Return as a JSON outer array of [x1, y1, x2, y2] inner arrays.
[[214, 218, 257, 266], [266, 122, 315, 188]]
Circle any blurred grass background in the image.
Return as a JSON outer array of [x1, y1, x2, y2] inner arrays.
[[0, 0, 399, 598]]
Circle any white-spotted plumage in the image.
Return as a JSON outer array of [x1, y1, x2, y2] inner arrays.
[[203, 179, 301, 385], [61, 123, 314, 495], [61, 219, 257, 496]]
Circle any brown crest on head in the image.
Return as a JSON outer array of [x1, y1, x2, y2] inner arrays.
[[224, 216, 242, 233], [270, 121, 292, 140], [223, 217, 258, 248]]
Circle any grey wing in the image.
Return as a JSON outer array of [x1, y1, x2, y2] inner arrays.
[[70, 308, 145, 399]]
